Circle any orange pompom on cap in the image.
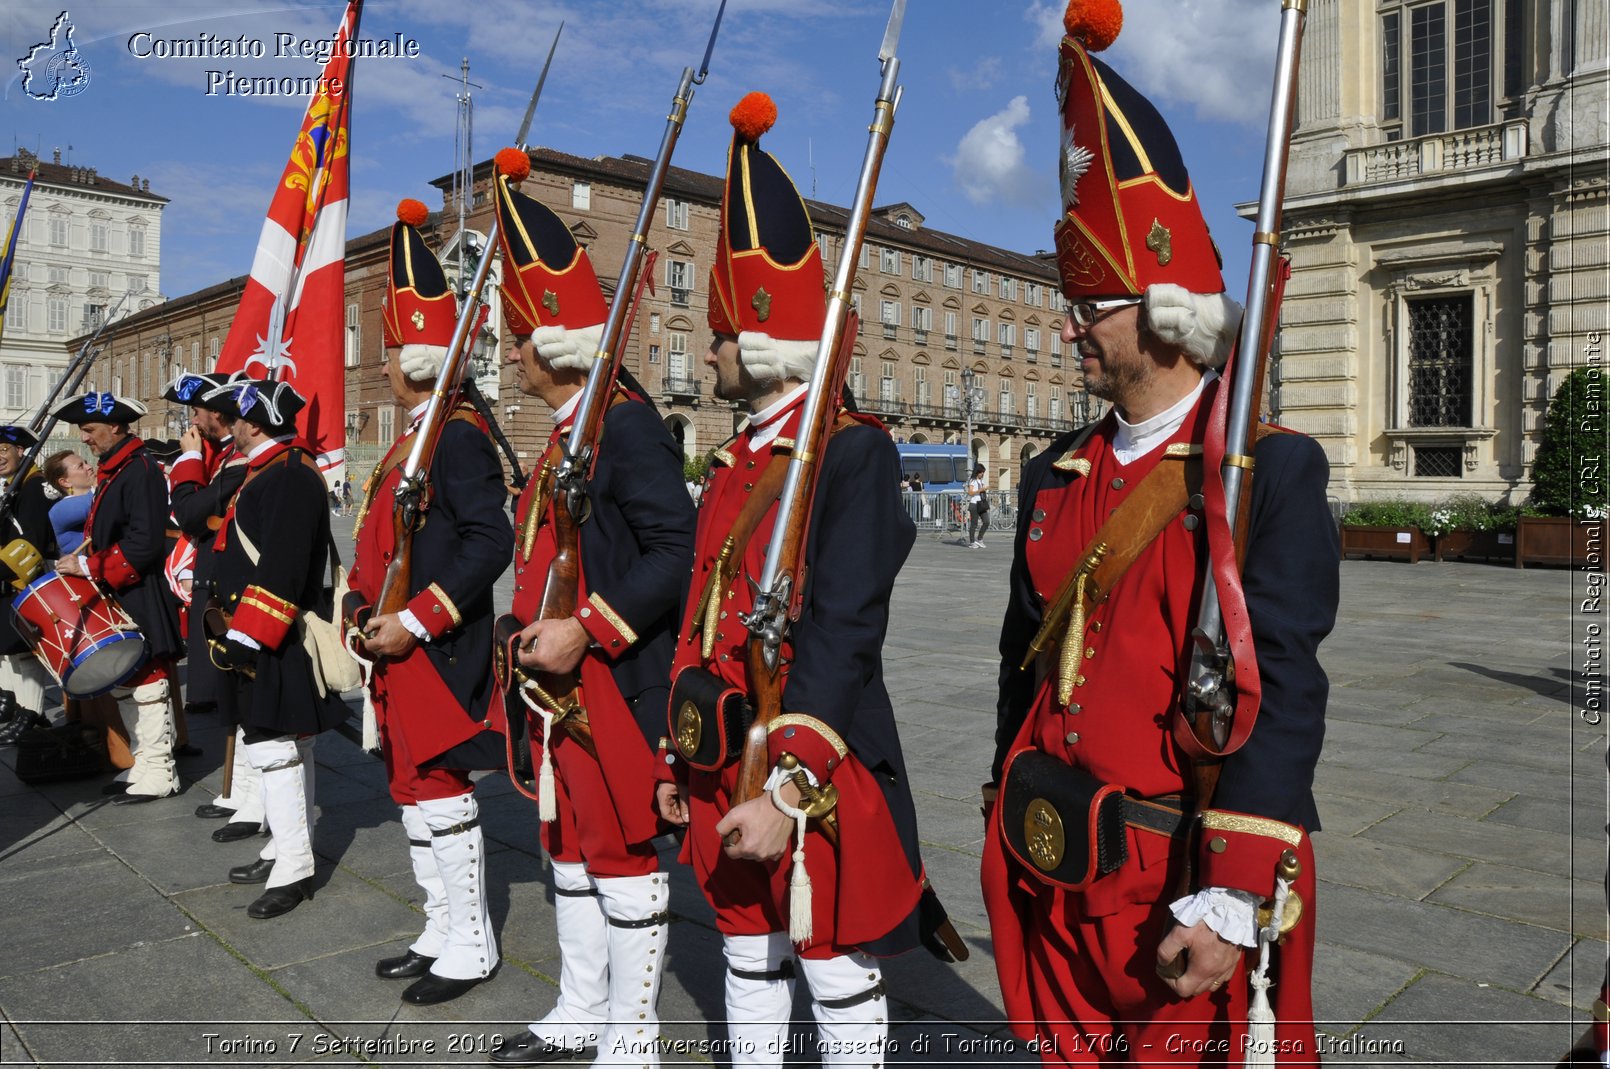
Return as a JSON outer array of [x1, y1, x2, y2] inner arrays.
[[1064, 0, 1123, 52], [396, 198, 429, 227], [729, 91, 778, 142], [495, 146, 532, 182]]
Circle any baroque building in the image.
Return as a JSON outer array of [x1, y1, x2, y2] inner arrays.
[[1268, 0, 1608, 502], [0, 149, 167, 424]]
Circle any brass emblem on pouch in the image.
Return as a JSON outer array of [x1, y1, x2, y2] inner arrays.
[[542, 290, 560, 317], [410, 309, 426, 332], [1024, 798, 1066, 871], [751, 287, 772, 323], [675, 700, 702, 757], [1146, 220, 1173, 266]]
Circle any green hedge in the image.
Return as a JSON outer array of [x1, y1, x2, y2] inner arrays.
[[1344, 495, 1525, 534], [1531, 367, 1608, 519]]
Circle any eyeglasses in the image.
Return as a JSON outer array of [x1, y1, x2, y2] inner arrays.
[[1068, 296, 1144, 329]]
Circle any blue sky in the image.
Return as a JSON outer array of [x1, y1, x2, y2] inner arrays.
[[3, 0, 1282, 303]]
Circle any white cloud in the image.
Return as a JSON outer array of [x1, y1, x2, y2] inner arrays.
[[1098, 0, 1277, 128], [1024, 2, 1065, 51], [950, 95, 1045, 208]]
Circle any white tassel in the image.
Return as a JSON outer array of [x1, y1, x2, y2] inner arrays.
[[347, 635, 380, 754], [519, 682, 557, 823], [771, 781, 813, 946], [537, 708, 557, 823], [1243, 876, 1291, 1069]]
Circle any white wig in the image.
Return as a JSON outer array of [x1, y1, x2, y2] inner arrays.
[[398, 344, 448, 384], [533, 322, 604, 373], [1142, 283, 1243, 370], [738, 331, 819, 385]]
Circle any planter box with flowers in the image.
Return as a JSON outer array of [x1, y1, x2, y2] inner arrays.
[[1339, 501, 1433, 564], [1515, 513, 1601, 569], [1424, 495, 1518, 565]]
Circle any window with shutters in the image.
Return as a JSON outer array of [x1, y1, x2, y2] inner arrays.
[[346, 303, 362, 367]]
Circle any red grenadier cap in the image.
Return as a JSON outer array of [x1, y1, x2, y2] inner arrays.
[[381, 198, 457, 382]]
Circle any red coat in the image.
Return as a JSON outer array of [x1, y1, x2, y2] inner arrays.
[[349, 407, 513, 770], [668, 393, 925, 959], [984, 382, 1339, 1061]]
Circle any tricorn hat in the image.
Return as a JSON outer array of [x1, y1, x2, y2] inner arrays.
[[53, 393, 147, 426], [382, 199, 457, 383], [709, 92, 826, 384], [0, 426, 39, 449], [206, 378, 306, 433], [492, 148, 609, 372], [162, 371, 243, 419]]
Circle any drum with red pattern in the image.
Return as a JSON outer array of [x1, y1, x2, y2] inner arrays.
[[11, 573, 147, 697]]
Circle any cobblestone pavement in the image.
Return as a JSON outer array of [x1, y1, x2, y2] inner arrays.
[[0, 517, 1602, 1067]]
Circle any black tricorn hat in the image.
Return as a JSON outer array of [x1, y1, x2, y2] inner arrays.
[[53, 393, 148, 426]]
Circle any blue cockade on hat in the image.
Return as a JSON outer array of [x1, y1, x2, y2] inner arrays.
[[84, 393, 116, 416]]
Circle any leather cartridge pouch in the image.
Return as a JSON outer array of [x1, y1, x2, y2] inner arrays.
[[669, 664, 752, 772], [999, 747, 1129, 891], [492, 614, 535, 784]]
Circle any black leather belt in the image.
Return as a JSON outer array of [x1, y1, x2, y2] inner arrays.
[[1119, 794, 1188, 838]]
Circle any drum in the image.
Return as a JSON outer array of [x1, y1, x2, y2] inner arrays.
[[11, 574, 147, 698]]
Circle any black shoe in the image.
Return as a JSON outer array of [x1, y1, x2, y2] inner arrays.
[[212, 821, 265, 843], [400, 963, 499, 1006], [113, 788, 173, 806], [375, 949, 436, 980], [489, 1035, 594, 1064], [0, 712, 44, 746], [175, 743, 204, 758], [247, 878, 313, 919], [229, 858, 274, 884], [101, 780, 130, 796], [195, 803, 233, 819]]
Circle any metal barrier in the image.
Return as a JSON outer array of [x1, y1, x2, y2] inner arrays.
[[902, 489, 1015, 536]]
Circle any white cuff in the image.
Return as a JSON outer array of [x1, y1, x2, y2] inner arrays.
[[398, 609, 431, 642], [177, 450, 204, 464], [77, 554, 90, 575], [225, 629, 261, 651], [1169, 886, 1261, 948]]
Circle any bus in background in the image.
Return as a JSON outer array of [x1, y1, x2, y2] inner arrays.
[[896, 442, 969, 493]]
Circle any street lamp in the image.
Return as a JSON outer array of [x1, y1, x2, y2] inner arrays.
[[960, 367, 985, 472]]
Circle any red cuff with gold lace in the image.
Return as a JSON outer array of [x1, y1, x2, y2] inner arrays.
[[574, 592, 638, 659], [1195, 809, 1308, 898], [405, 582, 463, 640], [767, 714, 849, 785], [231, 585, 299, 650]]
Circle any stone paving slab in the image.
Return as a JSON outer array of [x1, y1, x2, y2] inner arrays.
[[0, 547, 1600, 1065]]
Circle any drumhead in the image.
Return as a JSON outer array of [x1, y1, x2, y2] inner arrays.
[[63, 633, 148, 698]]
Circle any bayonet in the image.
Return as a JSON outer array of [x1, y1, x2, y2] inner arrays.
[[696, 0, 727, 83], [878, 0, 906, 62], [517, 22, 563, 150]]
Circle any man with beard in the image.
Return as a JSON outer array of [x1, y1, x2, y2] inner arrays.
[[485, 147, 695, 1067], [52, 393, 185, 804], [656, 93, 934, 1068], [981, 3, 1339, 1063]]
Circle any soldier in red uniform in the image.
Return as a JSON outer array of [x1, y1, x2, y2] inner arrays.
[[484, 149, 696, 1067], [348, 200, 514, 1005], [982, 3, 1339, 1064], [655, 94, 930, 1068]]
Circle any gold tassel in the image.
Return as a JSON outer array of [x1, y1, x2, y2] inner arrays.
[[1056, 543, 1108, 706], [693, 536, 735, 660], [520, 459, 554, 561]]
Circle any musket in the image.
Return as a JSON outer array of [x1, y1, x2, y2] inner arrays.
[[451, 23, 564, 495], [735, 0, 906, 807], [365, 27, 565, 623], [1178, 1, 1308, 801], [0, 289, 130, 523], [515, 0, 723, 758]]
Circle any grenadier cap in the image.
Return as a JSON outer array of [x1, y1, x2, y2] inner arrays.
[[1053, 0, 1241, 368], [382, 199, 457, 383], [53, 393, 147, 426], [709, 92, 825, 384], [206, 377, 306, 433], [492, 147, 608, 372], [162, 371, 243, 420]]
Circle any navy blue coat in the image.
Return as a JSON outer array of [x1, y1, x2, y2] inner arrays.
[[84, 437, 183, 662]]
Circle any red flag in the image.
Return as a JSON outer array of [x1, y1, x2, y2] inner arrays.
[[217, 0, 362, 483]]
